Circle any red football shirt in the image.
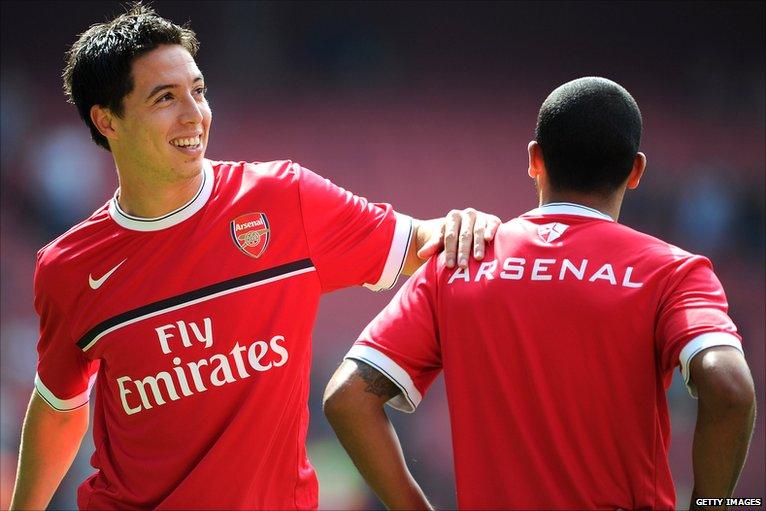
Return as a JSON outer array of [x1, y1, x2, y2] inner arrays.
[[347, 202, 742, 510], [33, 159, 413, 509]]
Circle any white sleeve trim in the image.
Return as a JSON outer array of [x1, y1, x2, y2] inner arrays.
[[345, 344, 422, 413], [34, 372, 97, 411], [679, 332, 743, 398], [364, 213, 413, 291]]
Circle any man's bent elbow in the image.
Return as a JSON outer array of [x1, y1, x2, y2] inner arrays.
[[702, 378, 757, 415], [323, 376, 356, 424], [322, 386, 343, 421], [693, 348, 756, 413]]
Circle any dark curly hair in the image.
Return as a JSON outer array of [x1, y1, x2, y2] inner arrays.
[[62, 2, 200, 151], [535, 77, 643, 195]]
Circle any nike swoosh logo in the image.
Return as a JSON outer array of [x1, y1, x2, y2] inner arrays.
[[89, 259, 127, 290]]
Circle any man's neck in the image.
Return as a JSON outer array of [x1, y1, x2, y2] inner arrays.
[[115, 165, 204, 219], [539, 189, 625, 221]]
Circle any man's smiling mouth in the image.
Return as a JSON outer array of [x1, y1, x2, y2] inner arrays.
[[170, 135, 201, 148]]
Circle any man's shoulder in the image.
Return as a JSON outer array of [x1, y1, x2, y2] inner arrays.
[[489, 215, 709, 283], [34, 202, 118, 301], [602, 221, 700, 263], [210, 158, 305, 184], [37, 202, 114, 270], [511, 215, 699, 260]]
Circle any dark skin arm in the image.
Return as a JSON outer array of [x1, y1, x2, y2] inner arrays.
[[323, 360, 433, 510], [688, 346, 756, 510]]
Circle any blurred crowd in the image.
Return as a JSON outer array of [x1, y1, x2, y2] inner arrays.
[[1, 2, 763, 508]]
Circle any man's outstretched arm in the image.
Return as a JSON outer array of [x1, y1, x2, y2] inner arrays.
[[10, 390, 89, 510], [405, 208, 501, 276], [688, 346, 756, 509], [323, 359, 433, 511]]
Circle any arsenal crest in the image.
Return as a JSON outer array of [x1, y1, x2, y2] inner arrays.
[[230, 213, 270, 258], [537, 222, 569, 244]]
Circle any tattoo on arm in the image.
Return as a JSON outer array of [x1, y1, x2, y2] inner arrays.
[[356, 361, 402, 399]]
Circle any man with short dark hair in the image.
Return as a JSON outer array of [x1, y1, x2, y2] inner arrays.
[[323, 77, 756, 510], [9, 4, 499, 509]]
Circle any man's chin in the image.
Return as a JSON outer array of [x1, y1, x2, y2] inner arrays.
[[165, 157, 204, 181], [185, 153, 205, 164], [176, 150, 205, 168]]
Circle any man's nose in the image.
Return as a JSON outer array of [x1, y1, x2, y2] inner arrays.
[[179, 93, 203, 125]]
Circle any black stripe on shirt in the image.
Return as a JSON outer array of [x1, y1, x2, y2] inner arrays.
[[76, 258, 314, 350]]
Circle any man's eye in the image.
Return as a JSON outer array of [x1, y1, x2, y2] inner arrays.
[[156, 93, 173, 103], [195, 86, 208, 96]]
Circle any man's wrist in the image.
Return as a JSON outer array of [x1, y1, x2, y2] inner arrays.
[[414, 218, 438, 252]]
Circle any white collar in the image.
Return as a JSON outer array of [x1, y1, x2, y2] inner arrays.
[[109, 160, 214, 232], [522, 202, 614, 221]]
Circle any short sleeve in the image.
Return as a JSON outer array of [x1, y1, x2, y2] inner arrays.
[[34, 253, 99, 411], [655, 255, 742, 397], [345, 257, 442, 413], [296, 164, 413, 293]]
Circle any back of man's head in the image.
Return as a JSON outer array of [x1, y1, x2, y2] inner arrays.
[[535, 77, 642, 195], [63, 2, 199, 151]]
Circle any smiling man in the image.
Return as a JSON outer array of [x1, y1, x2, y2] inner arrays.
[[95, 45, 211, 214], [9, 4, 499, 509]]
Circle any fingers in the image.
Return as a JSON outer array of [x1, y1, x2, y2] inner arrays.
[[443, 210, 461, 268], [443, 209, 501, 268], [473, 214, 502, 261], [484, 215, 502, 241], [456, 208, 477, 268], [473, 220, 486, 261]]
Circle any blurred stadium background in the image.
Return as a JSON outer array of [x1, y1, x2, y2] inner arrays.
[[1, 1, 763, 508]]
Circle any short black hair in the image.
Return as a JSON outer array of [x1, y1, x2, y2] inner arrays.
[[534, 77, 642, 195], [62, 2, 199, 151]]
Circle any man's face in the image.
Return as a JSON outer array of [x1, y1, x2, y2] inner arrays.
[[112, 44, 211, 182]]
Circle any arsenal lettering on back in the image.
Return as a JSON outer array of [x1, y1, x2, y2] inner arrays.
[[448, 257, 643, 288]]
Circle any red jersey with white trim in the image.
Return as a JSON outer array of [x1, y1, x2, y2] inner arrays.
[[347, 203, 742, 510], [33, 159, 412, 509]]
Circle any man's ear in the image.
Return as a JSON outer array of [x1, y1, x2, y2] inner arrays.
[[528, 141, 545, 179], [626, 152, 647, 190], [90, 104, 118, 142]]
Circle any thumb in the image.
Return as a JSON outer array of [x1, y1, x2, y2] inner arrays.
[[417, 236, 443, 260]]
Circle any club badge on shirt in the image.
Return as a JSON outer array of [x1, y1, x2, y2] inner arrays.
[[230, 212, 270, 258], [537, 222, 569, 243]]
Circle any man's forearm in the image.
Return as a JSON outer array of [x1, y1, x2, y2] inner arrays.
[[324, 360, 432, 510], [328, 401, 432, 510], [691, 394, 756, 502], [689, 347, 756, 507], [11, 391, 89, 510]]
